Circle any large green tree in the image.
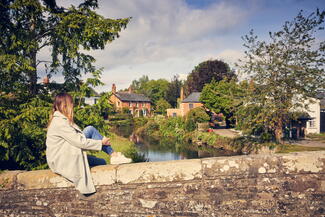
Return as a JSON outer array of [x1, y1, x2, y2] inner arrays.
[[130, 75, 149, 93], [130, 76, 170, 108], [0, 0, 129, 170], [200, 79, 246, 128], [184, 59, 236, 96], [0, 0, 129, 95], [238, 9, 325, 142], [155, 98, 171, 115]]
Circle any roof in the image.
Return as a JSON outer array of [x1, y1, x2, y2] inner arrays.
[[115, 92, 151, 102], [321, 99, 325, 106], [182, 92, 201, 103], [316, 92, 325, 106]]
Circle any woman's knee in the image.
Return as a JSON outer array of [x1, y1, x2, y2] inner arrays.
[[83, 125, 95, 133]]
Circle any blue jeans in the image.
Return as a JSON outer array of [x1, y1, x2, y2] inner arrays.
[[83, 126, 114, 166]]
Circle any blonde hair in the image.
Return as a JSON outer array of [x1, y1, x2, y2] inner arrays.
[[48, 93, 74, 127]]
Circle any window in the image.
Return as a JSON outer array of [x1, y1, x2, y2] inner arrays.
[[173, 113, 177, 117], [189, 103, 194, 109], [309, 120, 316, 128]]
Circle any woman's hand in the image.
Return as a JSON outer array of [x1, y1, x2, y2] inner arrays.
[[102, 137, 111, 146]]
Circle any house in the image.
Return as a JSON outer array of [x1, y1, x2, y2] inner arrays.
[[84, 96, 99, 105], [167, 90, 203, 117], [304, 93, 325, 134], [109, 84, 151, 117]]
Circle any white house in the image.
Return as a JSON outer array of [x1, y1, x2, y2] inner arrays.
[[84, 96, 99, 105], [305, 93, 325, 134]]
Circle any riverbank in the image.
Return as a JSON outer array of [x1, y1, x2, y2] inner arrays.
[[90, 133, 146, 164], [133, 116, 325, 155]]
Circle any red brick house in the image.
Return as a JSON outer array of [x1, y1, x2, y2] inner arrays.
[[109, 84, 151, 117]]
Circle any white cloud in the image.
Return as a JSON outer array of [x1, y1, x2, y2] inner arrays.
[[216, 49, 245, 67], [48, 0, 253, 90]]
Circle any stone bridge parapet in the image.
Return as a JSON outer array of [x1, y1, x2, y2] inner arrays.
[[0, 151, 325, 216]]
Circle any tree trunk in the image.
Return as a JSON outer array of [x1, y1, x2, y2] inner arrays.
[[275, 119, 283, 144]]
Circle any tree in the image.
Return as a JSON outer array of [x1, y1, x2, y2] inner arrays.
[[165, 75, 183, 108], [0, 0, 129, 170], [185, 107, 210, 131], [155, 98, 171, 115], [0, 0, 129, 95], [144, 79, 170, 107], [131, 77, 170, 107], [200, 79, 246, 128], [130, 75, 149, 93], [238, 9, 325, 142], [184, 59, 236, 96]]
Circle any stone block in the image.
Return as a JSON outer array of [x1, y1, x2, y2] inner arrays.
[[202, 154, 281, 178], [17, 170, 73, 190], [0, 170, 21, 190], [280, 151, 325, 174], [91, 164, 117, 185], [116, 159, 202, 184]]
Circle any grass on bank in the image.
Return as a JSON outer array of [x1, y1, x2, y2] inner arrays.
[[89, 133, 141, 164], [306, 133, 325, 142], [192, 131, 325, 154], [276, 144, 325, 153]]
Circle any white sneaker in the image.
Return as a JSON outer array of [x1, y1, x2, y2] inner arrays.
[[110, 152, 132, 165]]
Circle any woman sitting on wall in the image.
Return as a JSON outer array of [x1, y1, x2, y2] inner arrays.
[[46, 93, 131, 199]]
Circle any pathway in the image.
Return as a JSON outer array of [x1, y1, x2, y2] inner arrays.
[[213, 129, 239, 138], [291, 139, 325, 148]]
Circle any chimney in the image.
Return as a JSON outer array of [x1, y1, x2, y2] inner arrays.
[[128, 86, 132, 94], [112, 83, 116, 94], [180, 86, 184, 101]]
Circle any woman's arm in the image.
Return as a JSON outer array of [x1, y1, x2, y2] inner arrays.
[[58, 122, 103, 151]]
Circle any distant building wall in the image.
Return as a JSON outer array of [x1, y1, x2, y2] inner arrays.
[[180, 102, 203, 116], [305, 99, 321, 134], [84, 97, 99, 105], [166, 108, 183, 117], [109, 94, 151, 116], [166, 103, 203, 117]]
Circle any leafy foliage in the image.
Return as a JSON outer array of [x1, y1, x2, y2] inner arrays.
[[184, 60, 236, 96], [0, 0, 129, 94], [130, 76, 170, 107], [155, 98, 171, 115], [200, 79, 247, 127], [165, 75, 183, 108], [0, 0, 129, 170], [238, 9, 325, 142], [0, 95, 52, 170], [185, 107, 210, 131]]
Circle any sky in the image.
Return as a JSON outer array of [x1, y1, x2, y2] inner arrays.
[[44, 0, 325, 92]]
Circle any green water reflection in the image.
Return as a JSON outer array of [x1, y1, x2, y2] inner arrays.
[[113, 124, 235, 162]]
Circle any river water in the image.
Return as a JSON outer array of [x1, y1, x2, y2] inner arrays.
[[113, 124, 236, 162]]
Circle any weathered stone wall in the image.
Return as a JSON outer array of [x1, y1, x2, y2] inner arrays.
[[0, 151, 325, 217]]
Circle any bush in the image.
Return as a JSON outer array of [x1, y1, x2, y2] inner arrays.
[[0, 93, 113, 170], [133, 117, 148, 128], [155, 98, 171, 115], [185, 107, 210, 131], [122, 107, 130, 114], [159, 117, 186, 142], [0, 95, 52, 170]]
